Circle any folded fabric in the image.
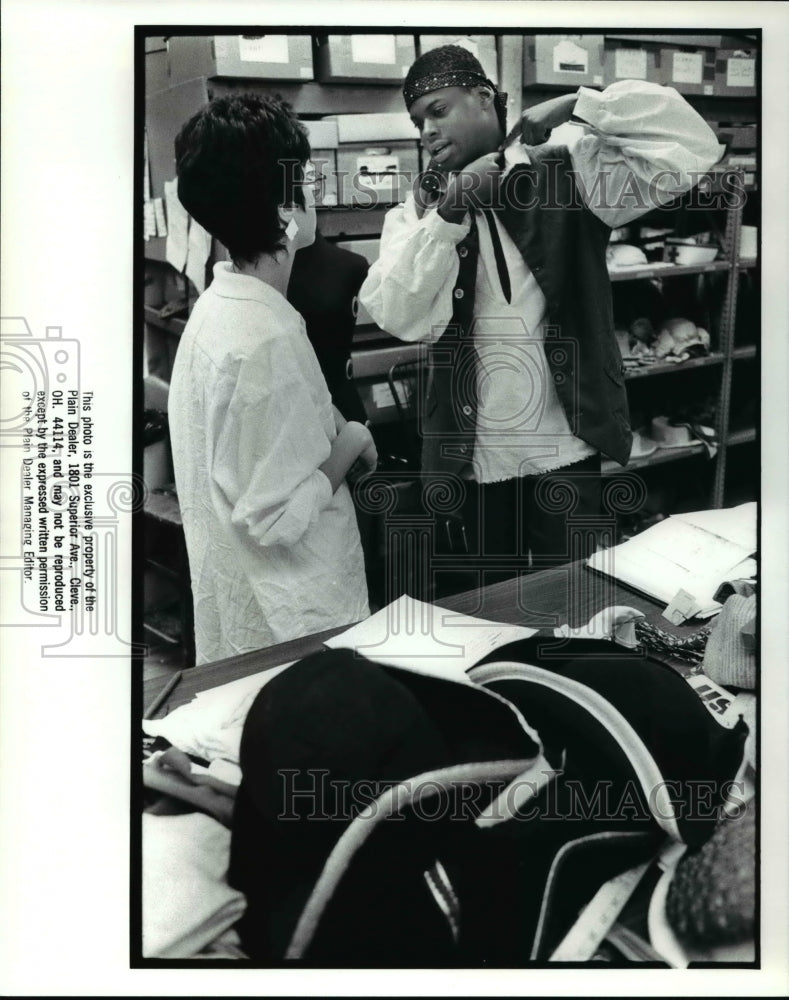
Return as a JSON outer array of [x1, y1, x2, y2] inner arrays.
[[702, 593, 757, 689], [142, 811, 246, 959]]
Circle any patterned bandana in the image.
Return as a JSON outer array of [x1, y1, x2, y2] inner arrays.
[[403, 44, 499, 109]]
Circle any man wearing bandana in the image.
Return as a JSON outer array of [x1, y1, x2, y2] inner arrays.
[[359, 45, 724, 594]]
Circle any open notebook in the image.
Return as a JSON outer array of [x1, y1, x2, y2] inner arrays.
[[587, 503, 757, 620]]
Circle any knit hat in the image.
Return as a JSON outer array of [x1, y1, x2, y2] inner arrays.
[[702, 593, 757, 689], [403, 44, 507, 130], [665, 803, 756, 952]]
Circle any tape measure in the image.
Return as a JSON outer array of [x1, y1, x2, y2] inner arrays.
[[549, 861, 650, 962]]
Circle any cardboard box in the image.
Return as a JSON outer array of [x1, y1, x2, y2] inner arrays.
[[603, 39, 661, 86], [168, 34, 314, 84], [336, 142, 420, 206], [418, 35, 498, 84], [302, 119, 339, 149], [524, 35, 604, 88], [325, 113, 416, 143], [659, 46, 717, 95], [335, 239, 381, 324], [715, 49, 757, 96], [146, 49, 170, 94], [314, 34, 416, 84]]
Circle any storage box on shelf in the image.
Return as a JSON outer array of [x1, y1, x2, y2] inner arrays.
[[523, 34, 605, 88], [658, 44, 717, 95], [602, 37, 662, 87], [314, 34, 416, 84], [168, 34, 314, 84], [715, 48, 757, 97]]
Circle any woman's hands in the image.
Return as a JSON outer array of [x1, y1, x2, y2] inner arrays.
[[320, 420, 378, 492]]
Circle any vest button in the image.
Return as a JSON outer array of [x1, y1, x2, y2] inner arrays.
[[345, 359, 354, 381], [460, 445, 468, 454], [453, 288, 465, 299], [458, 246, 468, 258], [462, 404, 473, 416], [351, 295, 359, 318], [533, 264, 543, 273]]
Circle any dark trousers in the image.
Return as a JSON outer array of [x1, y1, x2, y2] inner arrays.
[[432, 454, 604, 598]]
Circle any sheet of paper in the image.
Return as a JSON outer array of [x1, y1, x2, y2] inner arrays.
[[615, 48, 647, 79], [588, 511, 756, 615], [672, 51, 703, 85], [325, 595, 537, 684], [554, 39, 589, 74], [163, 178, 188, 272], [185, 217, 212, 294], [672, 502, 756, 553], [726, 55, 755, 88]]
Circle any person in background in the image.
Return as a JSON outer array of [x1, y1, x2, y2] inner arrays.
[[288, 229, 370, 425], [359, 45, 724, 595], [170, 94, 374, 665]]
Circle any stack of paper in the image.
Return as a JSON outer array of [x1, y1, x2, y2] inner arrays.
[[587, 503, 756, 620]]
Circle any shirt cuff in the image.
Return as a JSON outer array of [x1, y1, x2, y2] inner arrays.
[[423, 206, 470, 243], [573, 86, 605, 126]]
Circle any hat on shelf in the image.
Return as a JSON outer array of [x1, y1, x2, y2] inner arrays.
[[650, 415, 717, 456], [629, 428, 659, 461], [606, 244, 648, 270]]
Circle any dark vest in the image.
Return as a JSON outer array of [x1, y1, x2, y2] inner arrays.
[[421, 144, 632, 479]]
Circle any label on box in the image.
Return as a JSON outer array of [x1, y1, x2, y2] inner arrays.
[[672, 50, 703, 84], [704, 83, 714, 95], [355, 153, 400, 192], [554, 39, 589, 74], [352, 34, 396, 65], [239, 34, 289, 63], [726, 56, 755, 88], [615, 48, 647, 79]]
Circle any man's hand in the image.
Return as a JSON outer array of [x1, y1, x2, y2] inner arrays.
[[438, 151, 503, 221], [518, 92, 578, 146]]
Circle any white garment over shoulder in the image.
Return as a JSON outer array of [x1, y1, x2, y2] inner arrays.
[[168, 262, 369, 665], [359, 80, 724, 481]]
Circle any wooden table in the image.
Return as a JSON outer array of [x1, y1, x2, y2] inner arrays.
[[143, 560, 702, 717]]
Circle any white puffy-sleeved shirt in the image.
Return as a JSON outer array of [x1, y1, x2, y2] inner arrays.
[[168, 262, 369, 665], [359, 80, 725, 481]]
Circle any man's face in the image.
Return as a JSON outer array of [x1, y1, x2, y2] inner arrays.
[[409, 86, 499, 173]]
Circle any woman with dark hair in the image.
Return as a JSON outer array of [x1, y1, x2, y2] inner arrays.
[[168, 94, 374, 665]]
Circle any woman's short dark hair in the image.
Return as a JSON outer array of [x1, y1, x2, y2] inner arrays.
[[175, 93, 311, 266]]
